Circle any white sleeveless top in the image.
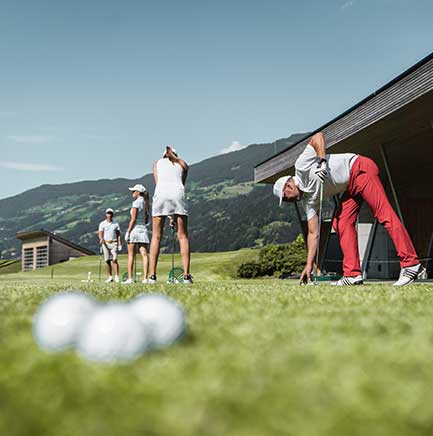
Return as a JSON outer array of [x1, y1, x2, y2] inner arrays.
[[131, 196, 147, 226], [152, 158, 188, 216]]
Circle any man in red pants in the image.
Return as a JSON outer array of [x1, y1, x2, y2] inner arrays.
[[273, 132, 425, 286]]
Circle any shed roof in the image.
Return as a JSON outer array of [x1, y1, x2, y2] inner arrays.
[[255, 51, 433, 183], [16, 229, 94, 255]]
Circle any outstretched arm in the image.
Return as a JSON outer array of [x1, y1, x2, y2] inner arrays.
[[300, 214, 319, 283], [310, 132, 326, 160]]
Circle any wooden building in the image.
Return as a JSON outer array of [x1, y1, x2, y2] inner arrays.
[[255, 52, 433, 279], [16, 229, 94, 272]]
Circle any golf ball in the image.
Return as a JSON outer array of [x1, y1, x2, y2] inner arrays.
[[33, 291, 97, 352], [76, 303, 149, 363], [129, 294, 186, 349]]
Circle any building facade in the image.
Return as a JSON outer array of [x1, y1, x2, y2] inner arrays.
[[16, 230, 94, 271]]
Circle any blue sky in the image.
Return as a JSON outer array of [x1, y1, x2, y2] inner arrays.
[[0, 0, 432, 199]]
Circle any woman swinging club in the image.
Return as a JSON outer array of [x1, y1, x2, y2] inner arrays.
[[148, 146, 192, 284], [123, 183, 150, 284]]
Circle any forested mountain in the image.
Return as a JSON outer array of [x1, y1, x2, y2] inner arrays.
[[0, 134, 307, 258]]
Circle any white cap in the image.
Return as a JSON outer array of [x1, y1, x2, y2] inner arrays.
[[128, 184, 146, 193], [105, 208, 114, 214], [163, 146, 177, 158], [273, 176, 291, 206]]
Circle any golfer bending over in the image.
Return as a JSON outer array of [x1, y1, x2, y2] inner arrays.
[[149, 146, 192, 284], [273, 132, 425, 286], [98, 208, 122, 283], [123, 184, 150, 285]]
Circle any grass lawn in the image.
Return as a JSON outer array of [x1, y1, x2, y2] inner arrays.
[[1, 253, 433, 435]]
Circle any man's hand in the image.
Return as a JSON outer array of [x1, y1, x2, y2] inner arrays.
[[314, 158, 328, 183], [118, 244, 122, 252], [300, 264, 313, 285], [99, 239, 104, 245]]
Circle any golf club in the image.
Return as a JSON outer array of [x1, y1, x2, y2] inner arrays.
[[171, 219, 175, 274], [98, 245, 103, 282], [314, 182, 324, 285], [167, 216, 184, 284], [134, 243, 138, 282]]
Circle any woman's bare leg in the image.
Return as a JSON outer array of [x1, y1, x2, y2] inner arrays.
[[127, 243, 135, 280], [149, 216, 165, 277], [139, 244, 149, 280], [176, 215, 190, 275]]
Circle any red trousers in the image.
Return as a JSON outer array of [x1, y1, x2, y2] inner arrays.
[[332, 156, 419, 277]]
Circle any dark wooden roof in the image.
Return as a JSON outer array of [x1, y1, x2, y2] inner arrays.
[[16, 229, 94, 255], [255, 51, 433, 183]]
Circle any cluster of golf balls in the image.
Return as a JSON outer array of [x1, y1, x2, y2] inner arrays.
[[33, 291, 186, 363]]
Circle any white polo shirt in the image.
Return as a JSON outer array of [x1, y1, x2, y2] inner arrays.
[[98, 220, 121, 241], [294, 145, 358, 220]]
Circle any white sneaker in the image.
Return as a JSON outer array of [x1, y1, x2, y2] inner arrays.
[[393, 264, 426, 287], [114, 276, 120, 283], [147, 275, 157, 284], [331, 275, 363, 286], [183, 274, 193, 284], [141, 279, 149, 284], [105, 276, 113, 283], [122, 278, 134, 285]]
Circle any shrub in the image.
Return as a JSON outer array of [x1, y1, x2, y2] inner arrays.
[[237, 234, 306, 278], [237, 261, 264, 279]]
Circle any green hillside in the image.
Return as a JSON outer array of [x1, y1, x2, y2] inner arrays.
[[0, 133, 307, 258]]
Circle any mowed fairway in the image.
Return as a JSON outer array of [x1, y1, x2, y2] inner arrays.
[[1, 253, 433, 436]]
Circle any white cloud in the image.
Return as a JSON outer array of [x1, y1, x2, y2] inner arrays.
[[341, 0, 355, 9], [221, 141, 246, 154], [0, 161, 63, 172], [7, 135, 54, 145]]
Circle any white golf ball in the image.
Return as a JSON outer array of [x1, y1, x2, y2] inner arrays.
[[33, 291, 97, 352], [76, 303, 149, 363], [129, 294, 186, 349]]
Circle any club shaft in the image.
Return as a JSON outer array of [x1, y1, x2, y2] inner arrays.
[[315, 183, 324, 284]]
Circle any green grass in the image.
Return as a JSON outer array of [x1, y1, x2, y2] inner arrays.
[[1, 254, 433, 435], [0, 249, 258, 282], [0, 259, 21, 275]]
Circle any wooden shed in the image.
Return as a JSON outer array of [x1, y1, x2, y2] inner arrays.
[[16, 229, 94, 271], [254, 52, 433, 279]]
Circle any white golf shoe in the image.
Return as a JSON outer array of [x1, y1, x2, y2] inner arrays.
[[105, 276, 113, 283], [147, 275, 157, 284], [114, 276, 120, 283], [393, 264, 426, 287], [183, 274, 193, 285], [331, 275, 363, 286], [121, 278, 134, 285], [141, 279, 149, 284]]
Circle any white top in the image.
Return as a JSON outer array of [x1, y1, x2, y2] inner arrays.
[[154, 158, 185, 194], [294, 144, 358, 220], [131, 196, 147, 226], [98, 220, 120, 241], [152, 158, 188, 216]]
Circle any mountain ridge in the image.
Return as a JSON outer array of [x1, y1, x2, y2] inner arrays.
[[0, 133, 308, 257]]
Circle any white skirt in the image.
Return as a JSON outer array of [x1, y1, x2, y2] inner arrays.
[[129, 224, 150, 244], [152, 191, 188, 217]]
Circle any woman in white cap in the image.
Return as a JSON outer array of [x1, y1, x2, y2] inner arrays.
[[149, 146, 192, 284], [123, 183, 150, 284]]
